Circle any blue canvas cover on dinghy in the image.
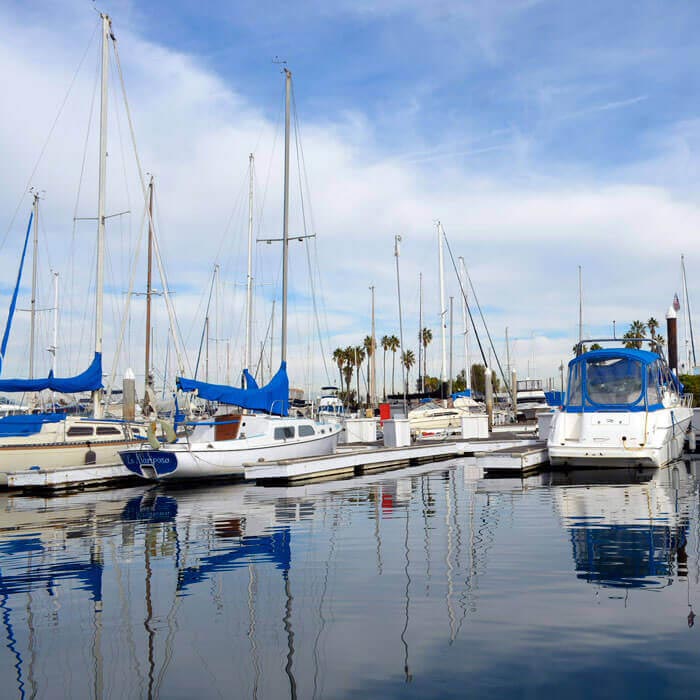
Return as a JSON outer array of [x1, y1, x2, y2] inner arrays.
[[177, 362, 289, 416]]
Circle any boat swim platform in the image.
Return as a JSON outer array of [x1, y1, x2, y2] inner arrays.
[[474, 442, 549, 474], [245, 437, 540, 485]]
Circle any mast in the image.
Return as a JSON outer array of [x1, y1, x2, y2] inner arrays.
[[448, 296, 454, 396], [682, 254, 697, 367], [458, 256, 470, 391], [395, 235, 407, 414], [370, 285, 376, 406], [49, 271, 59, 406], [29, 192, 39, 380], [281, 68, 291, 364], [92, 13, 111, 419], [578, 265, 583, 346], [144, 176, 154, 412], [245, 153, 255, 381], [437, 221, 447, 387], [418, 272, 423, 394]]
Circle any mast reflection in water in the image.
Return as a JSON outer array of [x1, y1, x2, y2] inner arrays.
[[1, 460, 700, 699]]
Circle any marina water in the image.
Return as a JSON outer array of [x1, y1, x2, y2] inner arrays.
[[1, 459, 699, 698]]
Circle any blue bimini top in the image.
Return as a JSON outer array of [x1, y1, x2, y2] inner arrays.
[[564, 348, 680, 413]]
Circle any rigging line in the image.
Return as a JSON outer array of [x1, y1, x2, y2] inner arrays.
[[105, 205, 147, 404], [194, 267, 218, 379], [1, 17, 100, 253], [442, 228, 514, 403], [291, 92, 330, 382], [69, 43, 101, 366], [112, 33, 189, 377]]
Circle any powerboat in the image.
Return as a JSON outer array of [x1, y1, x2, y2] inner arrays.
[[408, 391, 483, 438], [317, 386, 345, 424], [547, 344, 693, 468], [515, 379, 548, 421]]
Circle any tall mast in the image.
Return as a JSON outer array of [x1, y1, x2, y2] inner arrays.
[[437, 221, 447, 387], [578, 265, 583, 346], [49, 271, 59, 406], [281, 68, 291, 365], [245, 153, 255, 380], [682, 254, 697, 367], [458, 256, 470, 391], [448, 296, 454, 395], [92, 13, 111, 419], [370, 285, 376, 406], [29, 192, 39, 380], [418, 272, 423, 393], [144, 176, 154, 412], [394, 235, 407, 414]]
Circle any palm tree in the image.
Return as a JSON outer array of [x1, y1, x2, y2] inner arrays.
[[623, 320, 647, 349], [421, 327, 432, 391], [342, 346, 355, 400], [381, 335, 390, 401], [363, 335, 375, 404], [353, 345, 366, 408], [647, 317, 659, 340], [402, 349, 416, 394], [388, 335, 400, 395], [332, 347, 345, 390]]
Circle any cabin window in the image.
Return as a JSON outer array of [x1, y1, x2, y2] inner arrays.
[[585, 357, 643, 406], [299, 425, 315, 437], [274, 426, 295, 440], [567, 363, 582, 407], [96, 426, 121, 436], [67, 426, 94, 437], [646, 362, 661, 406]]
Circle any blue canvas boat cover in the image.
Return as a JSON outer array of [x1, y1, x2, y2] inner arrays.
[[0, 352, 103, 394], [177, 361, 289, 415]]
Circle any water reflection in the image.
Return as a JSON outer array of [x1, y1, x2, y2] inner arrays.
[[0, 460, 699, 698], [533, 463, 695, 591]]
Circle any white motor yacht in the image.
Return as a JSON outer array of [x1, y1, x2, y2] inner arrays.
[[547, 344, 693, 468]]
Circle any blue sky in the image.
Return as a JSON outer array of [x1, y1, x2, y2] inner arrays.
[[2, 0, 700, 392]]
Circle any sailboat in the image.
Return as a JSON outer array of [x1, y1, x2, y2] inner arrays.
[[119, 68, 341, 481], [0, 15, 152, 485]]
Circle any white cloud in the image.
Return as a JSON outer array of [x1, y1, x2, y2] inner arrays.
[[0, 2, 699, 400]]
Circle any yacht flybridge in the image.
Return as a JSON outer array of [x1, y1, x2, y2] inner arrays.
[[547, 341, 693, 468]]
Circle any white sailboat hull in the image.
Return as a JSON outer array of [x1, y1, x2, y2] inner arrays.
[[547, 406, 693, 468], [121, 421, 341, 480]]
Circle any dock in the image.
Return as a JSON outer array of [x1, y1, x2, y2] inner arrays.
[[6, 433, 543, 493], [6, 463, 138, 491], [245, 436, 539, 484]]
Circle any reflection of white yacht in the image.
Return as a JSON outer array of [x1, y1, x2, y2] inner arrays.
[[548, 345, 693, 468], [547, 463, 692, 589]]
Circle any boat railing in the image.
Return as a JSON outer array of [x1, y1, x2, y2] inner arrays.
[[681, 393, 694, 408]]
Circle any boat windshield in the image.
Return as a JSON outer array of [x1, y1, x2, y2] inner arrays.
[[569, 356, 644, 408]]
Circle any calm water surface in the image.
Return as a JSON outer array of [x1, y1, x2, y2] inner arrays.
[[1, 458, 699, 699]]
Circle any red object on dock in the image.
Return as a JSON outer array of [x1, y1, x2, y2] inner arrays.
[[379, 403, 391, 425]]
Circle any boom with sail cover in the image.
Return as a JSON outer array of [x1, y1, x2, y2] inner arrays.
[[177, 362, 288, 415], [0, 352, 103, 394]]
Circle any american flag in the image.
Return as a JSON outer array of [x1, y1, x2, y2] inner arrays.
[[673, 293, 681, 311]]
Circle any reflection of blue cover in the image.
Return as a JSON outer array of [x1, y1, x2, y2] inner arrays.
[[0, 352, 103, 394], [0, 536, 102, 601], [177, 528, 291, 593], [570, 523, 686, 588], [177, 361, 288, 416]]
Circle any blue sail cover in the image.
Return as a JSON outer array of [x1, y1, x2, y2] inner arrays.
[[0, 352, 103, 394], [243, 368, 259, 390], [0, 210, 34, 375], [177, 361, 289, 415]]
